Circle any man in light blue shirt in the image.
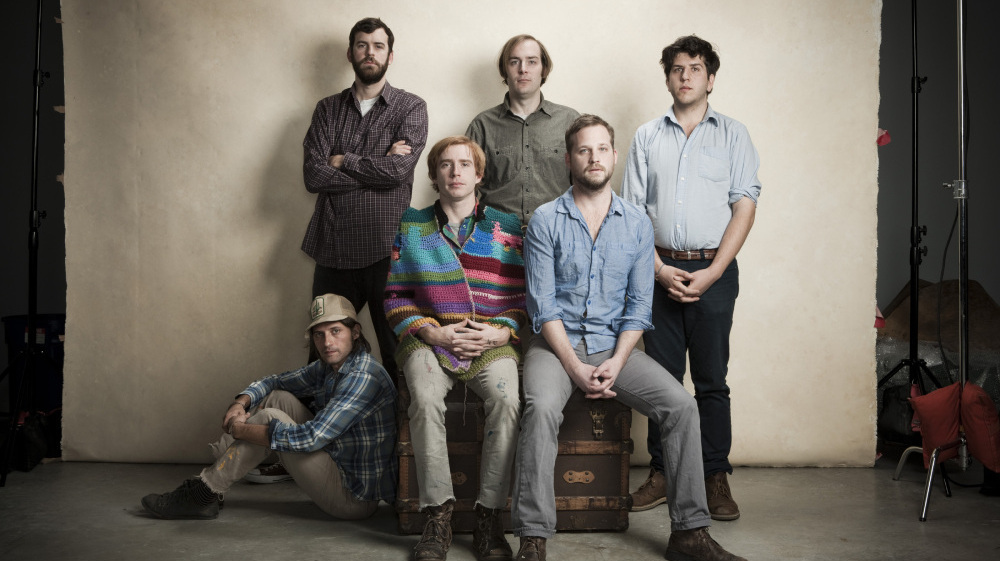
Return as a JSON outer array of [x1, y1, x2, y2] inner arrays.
[[622, 35, 761, 521], [512, 115, 746, 561]]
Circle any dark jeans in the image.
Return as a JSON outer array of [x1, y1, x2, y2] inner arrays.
[[312, 258, 397, 382], [645, 258, 738, 477]]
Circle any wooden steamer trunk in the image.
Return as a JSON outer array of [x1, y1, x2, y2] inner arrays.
[[396, 376, 632, 533]]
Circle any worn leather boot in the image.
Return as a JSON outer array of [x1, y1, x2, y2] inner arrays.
[[473, 503, 512, 561], [665, 527, 746, 561], [514, 536, 546, 561], [630, 468, 668, 511], [705, 472, 740, 521], [413, 501, 454, 560]]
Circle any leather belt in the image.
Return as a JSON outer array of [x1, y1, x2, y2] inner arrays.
[[656, 247, 718, 261]]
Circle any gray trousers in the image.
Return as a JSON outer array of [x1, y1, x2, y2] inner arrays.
[[512, 336, 711, 537], [404, 349, 521, 509], [202, 390, 378, 520]]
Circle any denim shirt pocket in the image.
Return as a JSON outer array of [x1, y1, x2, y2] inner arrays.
[[598, 242, 638, 286], [698, 146, 730, 183]]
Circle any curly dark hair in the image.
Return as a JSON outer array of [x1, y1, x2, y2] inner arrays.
[[660, 35, 720, 78]]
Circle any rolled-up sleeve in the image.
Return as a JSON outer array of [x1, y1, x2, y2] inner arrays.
[[727, 123, 762, 206], [612, 213, 655, 334], [524, 211, 561, 333]]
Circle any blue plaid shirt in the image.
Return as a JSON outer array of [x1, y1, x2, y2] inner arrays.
[[241, 349, 397, 503]]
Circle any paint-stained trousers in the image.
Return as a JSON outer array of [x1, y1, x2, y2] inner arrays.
[[202, 390, 378, 520], [403, 348, 521, 509]]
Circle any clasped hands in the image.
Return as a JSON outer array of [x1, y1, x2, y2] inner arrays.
[[657, 264, 721, 303], [222, 401, 250, 436], [566, 356, 623, 399], [418, 319, 510, 361]]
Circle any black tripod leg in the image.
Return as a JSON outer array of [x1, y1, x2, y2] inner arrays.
[[878, 359, 909, 389], [918, 361, 944, 390]]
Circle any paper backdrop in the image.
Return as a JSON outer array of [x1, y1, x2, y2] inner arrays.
[[62, 0, 881, 465]]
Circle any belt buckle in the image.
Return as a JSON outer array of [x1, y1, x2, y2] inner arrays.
[[685, 250, 697, 260]]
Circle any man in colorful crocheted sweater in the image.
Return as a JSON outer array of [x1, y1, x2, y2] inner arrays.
[[385, 136, 526, 561]]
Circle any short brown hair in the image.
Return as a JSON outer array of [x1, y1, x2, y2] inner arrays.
[[565, 114, 615, 153], [660, 35, 720, 78], [497, 34, 552, 85], [349, 17, 394, 52], [426, 136, 486, 192]]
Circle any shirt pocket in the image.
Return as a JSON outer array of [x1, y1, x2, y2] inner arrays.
[[698, 146, 730, 183], [489, 145, 521, 187], [553, 242, 584, 293], [599, 242, 638, 286], [538, 144, 569, 190]]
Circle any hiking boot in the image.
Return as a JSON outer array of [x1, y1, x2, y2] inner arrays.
[[473, 503, 512, 561], [705, 472, 740, 521], [630, 468, 667, 511], [665, 527, 746, 561], [413, 501, 454, 560], [514, 537, 545, 561], [245, 462, 293, 484], [141, 478, 222, 520]]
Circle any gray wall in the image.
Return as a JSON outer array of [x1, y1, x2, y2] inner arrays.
[[3, 2, 997, 418], [877, 0, 1000, 309]]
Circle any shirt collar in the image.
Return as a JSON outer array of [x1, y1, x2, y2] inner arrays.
[[501, 92, 552, 117], [433, 200, 481, 232], [664, 103, 718, 128], [554, 187, 625, 217], [350, 81, 396, 106]]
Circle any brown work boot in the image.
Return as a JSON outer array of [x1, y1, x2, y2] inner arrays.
[[705, 472, 740, 521], [665, 527, 746, 561], [413, 501, 454, 560], [630, 468, 668, 511], [514, 536, 546, 561], [473, 503, 512, 561]]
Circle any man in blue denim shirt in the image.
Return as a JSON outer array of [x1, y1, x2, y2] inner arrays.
[[141, 294, 397, 521], [511, 115, 745, 561]]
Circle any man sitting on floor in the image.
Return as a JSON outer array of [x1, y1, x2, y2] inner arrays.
[[140, 293, 397, 520], [384, 136, 526, 561]]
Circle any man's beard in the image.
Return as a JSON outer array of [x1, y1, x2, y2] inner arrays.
[[352, 57, 388, 85], [573, 166, 613, 192]]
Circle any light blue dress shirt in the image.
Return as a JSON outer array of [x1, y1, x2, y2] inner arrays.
[[621, 105, 761, 250], [525, 187, 655, 354]]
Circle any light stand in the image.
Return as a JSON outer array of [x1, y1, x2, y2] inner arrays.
[[944, 0, 970, 447], [0, 0, 52, 486], [877, 0, 943, 395], [917, 0, 972, 521]]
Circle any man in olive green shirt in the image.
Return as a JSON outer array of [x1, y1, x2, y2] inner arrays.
[[466, 34, 580, 226]]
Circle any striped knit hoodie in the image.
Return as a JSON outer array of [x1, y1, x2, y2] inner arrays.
[[384, 202, 527, 381]]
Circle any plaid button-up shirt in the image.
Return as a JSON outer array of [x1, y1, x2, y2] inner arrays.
[[241, 350, 398, 503], [302, 82, 428, 269]]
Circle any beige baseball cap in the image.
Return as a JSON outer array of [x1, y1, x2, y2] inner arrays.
[[305, 293, 358, 337]]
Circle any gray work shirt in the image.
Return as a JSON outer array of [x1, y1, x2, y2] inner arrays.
[[466, 94, 580, 225]]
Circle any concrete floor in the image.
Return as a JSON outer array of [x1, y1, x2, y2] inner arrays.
[[2, 450, 999, 561]]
